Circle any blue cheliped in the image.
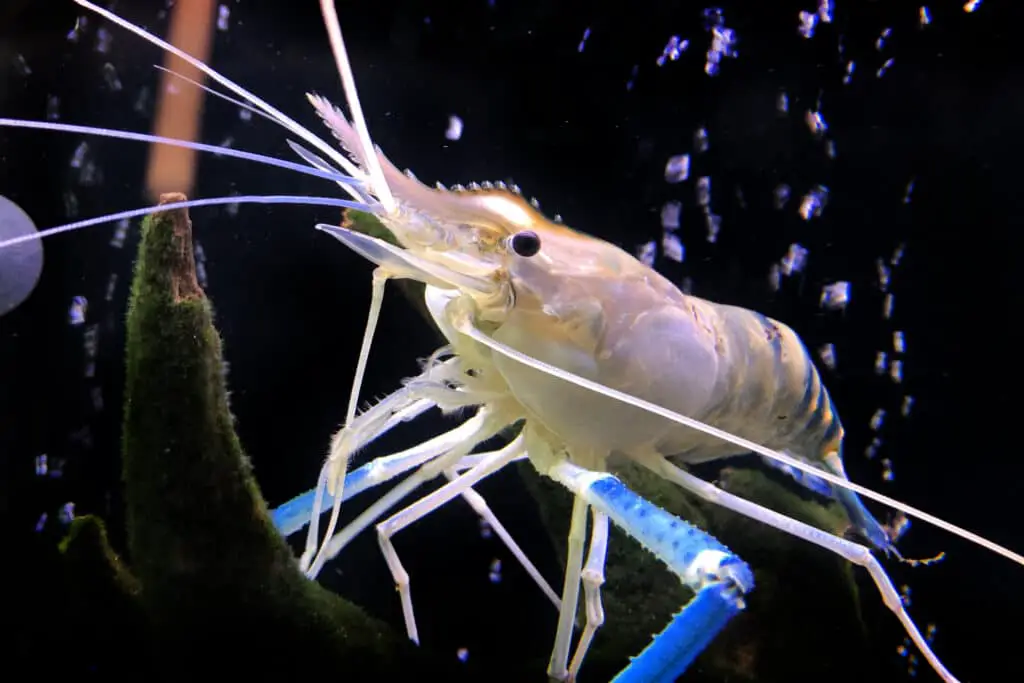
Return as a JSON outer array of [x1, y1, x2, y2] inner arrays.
[[612, 585, 743, 683], [580, 475, 752, 682]]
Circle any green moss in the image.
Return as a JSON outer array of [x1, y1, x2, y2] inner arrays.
[[113, 200, 455, 678], [59, 514, 140, 597], [56, 515, 154, 673]]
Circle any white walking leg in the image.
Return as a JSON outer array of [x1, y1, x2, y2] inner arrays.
[[301, 360, 444, 571], [307, 413, 505, 577], [547, 495, 590, 681], [568, 509, 609, 681], [375, 435, 527, 643], [304, 355, 476, 572], [443, 467, 562, 611], [275, 413, 494, 539], [642, 454, 956, 683]]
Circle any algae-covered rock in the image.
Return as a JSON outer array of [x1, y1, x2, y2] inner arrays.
[[35, 195, 475, 680], [120, 194, 400, 676], [521, 461, 878, 682]]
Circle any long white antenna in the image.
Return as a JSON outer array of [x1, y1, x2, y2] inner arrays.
[[318, 0, 397, 214], [74, 0, 367, 205]]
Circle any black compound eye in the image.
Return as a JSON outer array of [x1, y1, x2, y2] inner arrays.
[[510, 230, 541, 257]]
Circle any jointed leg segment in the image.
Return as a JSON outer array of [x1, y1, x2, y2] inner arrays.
[[375, 435, 528, 643], [544, 460, 752, 683], [568, 509, 610, 681]]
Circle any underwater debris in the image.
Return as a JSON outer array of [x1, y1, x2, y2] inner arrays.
[[95, 26, 113, 53], [636, 240, 657, 267], [818, 343, 837, 370], [45, 95, 61, 120], [694, 126, 709, 153], [68, 295, 88, 325], [102, 62, 122, 91], [656, 35, 688, 65], [59, 502, 76, 524], [820, 281, 850, 310], [780, 243, 809, 276], [66, 15, 87, 43], [703, 8, 738, 76], [661, 200, 682, 231], [883, 292, 895, 319], [798, 11, 819, 39], [488, 558, 502, 584], [705, 212, 721, 243], [578, 27, 591, 53], [901, 395, 915, 417], [806, 110, 828, 138], [662, 233, 684, 262], [774, 184, 791, 210], [696, 176, 711, 207], [890, 359, 904, 384], [876, 28, 893, 51], [875, 351, 889, 375], [799, 185, 829, 220], [12, 53, 31, 76]]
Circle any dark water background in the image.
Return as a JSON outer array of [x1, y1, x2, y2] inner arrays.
[[1, 0, 1022, 680]]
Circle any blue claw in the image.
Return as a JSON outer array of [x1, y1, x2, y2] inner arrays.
[[565, 468, 753, 682], [613, 582, 744, 683]]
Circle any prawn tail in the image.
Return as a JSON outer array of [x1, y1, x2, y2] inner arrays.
[[823, 452, 895, 553], [835, 485, 895, 552], [762, 451, 893, 552]]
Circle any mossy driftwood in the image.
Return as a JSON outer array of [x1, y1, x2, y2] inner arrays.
[[58, 196, 470, 679]]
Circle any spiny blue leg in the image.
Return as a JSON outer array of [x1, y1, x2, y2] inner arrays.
[[270, 414, 490, 536], [270, 449, 432, 536], [548, 462, 753, 683], [615, 584, 743, 683], [270, 474, 340, 537]]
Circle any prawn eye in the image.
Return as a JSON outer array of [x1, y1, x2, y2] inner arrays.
[[510, 230, 541, 257]]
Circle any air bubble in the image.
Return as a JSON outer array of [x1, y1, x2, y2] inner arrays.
[[662, 234, 684, 262], [102, 62, 122, 91], [664, 155, 690, 183], [445, 115, 464, 141], [69, 296, 88, 325], [819, 281, 849, 310]]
